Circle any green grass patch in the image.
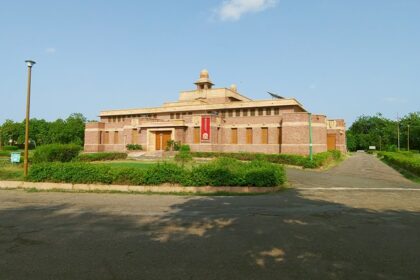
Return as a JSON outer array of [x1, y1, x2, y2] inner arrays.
[[76, 152, 128, 162], [190, 150, 343, 169], [0, 162, 24, 181], [96, 161, 155, 169]]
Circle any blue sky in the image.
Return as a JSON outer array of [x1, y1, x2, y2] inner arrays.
[[1, 0, 419, 125]]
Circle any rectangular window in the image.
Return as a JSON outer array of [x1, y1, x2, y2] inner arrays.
[[246, 128, 253, 144], [176, 113, 181, 119], [231, 128, 238, 144], [261, 128, 268, 144], [132, 129, 138, 144], [104, 132, 110, 144], [228, 110, 233, 117], [194, 127, 200, 144], [274, 108, 279, 115], [266, 108, 271, 116], [250, 109, 255, 116], [114, 131, 119, 144], [221, 110, 226, 118], [170, 113, 174, 119], [258, 108, 263, 116], [243, 109, 248, 117], [235, 109, 240, 117]]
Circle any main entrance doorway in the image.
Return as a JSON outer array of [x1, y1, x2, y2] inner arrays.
[[155, 131, 172, 150]]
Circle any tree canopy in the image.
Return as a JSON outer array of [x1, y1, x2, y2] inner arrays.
[[0, 113, 87, 147], [347, 112, 420, 151]]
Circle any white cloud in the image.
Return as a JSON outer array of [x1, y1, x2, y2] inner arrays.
[[216, 0, 277, 21], [45, 47, 56, 54]]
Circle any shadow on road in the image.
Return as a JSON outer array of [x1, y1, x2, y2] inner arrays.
[[0, 190, 419, 279]]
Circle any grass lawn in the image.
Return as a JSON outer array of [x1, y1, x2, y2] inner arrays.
[[96, 161, 156, 169], [0, 158, 24, 181]]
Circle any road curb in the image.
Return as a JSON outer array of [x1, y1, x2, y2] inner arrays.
[[297, 187, 420, 191], [0, 180, 279, 194]]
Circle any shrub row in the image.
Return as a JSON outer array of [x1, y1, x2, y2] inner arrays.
[[378, 152, 420, 176], [76, 152, 128, 162], [32, 144, 82, 163], [126, 144, 143, 151], [190, 151, 342, 168], [27, 158, 286, 187], [1, 146, 19, 151]]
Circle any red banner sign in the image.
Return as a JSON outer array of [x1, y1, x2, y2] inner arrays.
[[201, 116, 211, 141]]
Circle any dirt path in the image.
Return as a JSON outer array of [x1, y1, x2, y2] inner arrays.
[[287, 153, 420, 189]]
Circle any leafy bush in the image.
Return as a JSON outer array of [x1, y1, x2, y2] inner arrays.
[[27, 158, 286, 187], [0, 151, 11, 157], [76, 152, 128, 162], [175, 145, 193, 166], [378, 152, 420, 176], [1, 146, 19, 151], [32, 144, 82, 163], [126, 144, 143, 151], [186, 158, 285, 187], [166, 140, 181, 151]]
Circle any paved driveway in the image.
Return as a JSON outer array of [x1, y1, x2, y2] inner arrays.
[[287, 153, 420, 189], [0, 154, 419, 279]]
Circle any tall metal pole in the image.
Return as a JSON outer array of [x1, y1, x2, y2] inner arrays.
[[309, 113, 313, 161], [24, 60, 35, 176], [407, 124, 410, 151], [397, 114, 400, 151]]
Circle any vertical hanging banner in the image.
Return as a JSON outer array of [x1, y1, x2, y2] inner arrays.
[[201, 116, 211, 141]]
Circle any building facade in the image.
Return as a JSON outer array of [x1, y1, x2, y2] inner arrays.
[[84, 70, 346, 155]]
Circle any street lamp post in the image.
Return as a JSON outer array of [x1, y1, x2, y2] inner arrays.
[[407, 124, 410, 152], [24, 60, 36, 176]]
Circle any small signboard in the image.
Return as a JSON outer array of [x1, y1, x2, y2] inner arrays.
[[369, 146, 376, 150], [201, 116, 211, 141], [10, 152, 21, 164]]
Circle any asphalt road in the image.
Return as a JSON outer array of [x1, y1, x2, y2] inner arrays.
[[0, 154, 419, 279]]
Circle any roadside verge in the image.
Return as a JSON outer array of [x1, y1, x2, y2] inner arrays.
[[0, 180, 279, 194]]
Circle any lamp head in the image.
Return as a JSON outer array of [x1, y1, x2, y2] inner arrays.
[[25, 60, 36, 67]]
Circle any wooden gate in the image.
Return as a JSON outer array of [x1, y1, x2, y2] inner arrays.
[[327, 133, 336, 151], [155, 131, 172, 150]]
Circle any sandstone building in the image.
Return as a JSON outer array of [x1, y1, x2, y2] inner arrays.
[[84, 70, 346, 155]]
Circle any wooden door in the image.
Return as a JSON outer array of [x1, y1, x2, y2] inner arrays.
[[155, 133, 161, 150], [231, 128, 238, 144], [162, 131, 172, 150], [194, 127, 200, 144], [261, 128, 268, 144], [327, 134, 336, 151], [155, 131, 172, 150], [246, 128, 253, 144]]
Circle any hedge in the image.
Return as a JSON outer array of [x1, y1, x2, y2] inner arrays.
[[27, 158, 286, 187], [76, 152, 128, 162], [1, 146, 19, 151], [378, 152, 420, 176], [190, 151, 342, 168], [32, 144, 82, 163]]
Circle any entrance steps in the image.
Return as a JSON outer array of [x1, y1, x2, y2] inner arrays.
[[127, 150, 175, 160]]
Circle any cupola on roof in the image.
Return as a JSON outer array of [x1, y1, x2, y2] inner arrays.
[[195, 69, 214, 90]]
